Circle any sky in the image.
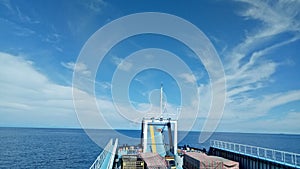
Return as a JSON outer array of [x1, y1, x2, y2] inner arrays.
[[0, 0, 300, 134]]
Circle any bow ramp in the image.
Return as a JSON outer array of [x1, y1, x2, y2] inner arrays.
[[141, 118, 178, 156]]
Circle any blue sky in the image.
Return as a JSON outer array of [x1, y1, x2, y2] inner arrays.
[[0, 0, 300, 134]]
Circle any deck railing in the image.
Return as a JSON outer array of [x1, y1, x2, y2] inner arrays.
[[211, 140, 300, 168], [108, 138, 118, 169], [90, 139, 113, 169]]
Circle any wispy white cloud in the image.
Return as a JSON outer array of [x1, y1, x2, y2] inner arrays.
[[228, 0, 300, 72], [0, 52, 159, 129], [178, 73, 197, 83], [111, 56, 133, 71], [218, 111, 300, 134], [62, 0, 106, 38], [0, 52, 125, 128], [82, 0, 107, 13], [0, 18, 36, 37], [0, 52, 78, 127], [44, 33, 62, 44], [0, 1, 40, 24], [255, 90, 300, 115], [1, 0, 63, 54], [61, 61, 91, 76], [15, 6, 40, 24], [238, 0, 300, 35], [196, 0, 300, 133], [99, 81, 111, 90], [224, 0, 300, 97], [133, 77, 145, 85], [0, 0, 12, 10], [223, 90, 300, 120]]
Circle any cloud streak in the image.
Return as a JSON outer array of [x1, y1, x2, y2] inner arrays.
[[62, 61, 91, 76], [0, 52, 78, 127], [111, 55, 133, 71], [213, 0, 300, 132], [229, 0, 300, 72], [82, 0, 107, 13]]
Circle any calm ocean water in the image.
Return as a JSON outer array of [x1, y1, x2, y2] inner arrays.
[[0, 127, 299, 168]]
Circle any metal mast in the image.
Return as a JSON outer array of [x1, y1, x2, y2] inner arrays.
[[160, 83, 163, 117]]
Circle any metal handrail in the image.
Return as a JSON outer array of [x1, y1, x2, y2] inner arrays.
[[211, 140, 300, 168], [108, 139, 118, 169], [90, 139, 113, 169]]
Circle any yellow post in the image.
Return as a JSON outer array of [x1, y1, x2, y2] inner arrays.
[[149, 125, 157, 153]]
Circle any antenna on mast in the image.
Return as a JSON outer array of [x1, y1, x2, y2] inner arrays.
[[160, 83, 163, 118]]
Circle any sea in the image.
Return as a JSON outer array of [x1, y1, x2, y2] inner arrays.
[[0, 127, 299, 168]]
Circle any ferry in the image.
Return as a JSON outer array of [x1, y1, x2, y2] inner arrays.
[[89, 85, 300, 169]]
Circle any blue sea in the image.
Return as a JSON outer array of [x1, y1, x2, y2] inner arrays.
[[0, 127, 299, 168]]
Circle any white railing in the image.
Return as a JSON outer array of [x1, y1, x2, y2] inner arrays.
[[90, 139, 113, 169], [108, 139, 118, 169], [211, 140, 300, 168]]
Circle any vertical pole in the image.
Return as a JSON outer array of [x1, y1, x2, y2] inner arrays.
[[141, 120, 144, 147], [160, 83, 163, 117], [143, 120, 148, 152], [167, 122, 173, 153], [174, 121, 178, 155]]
